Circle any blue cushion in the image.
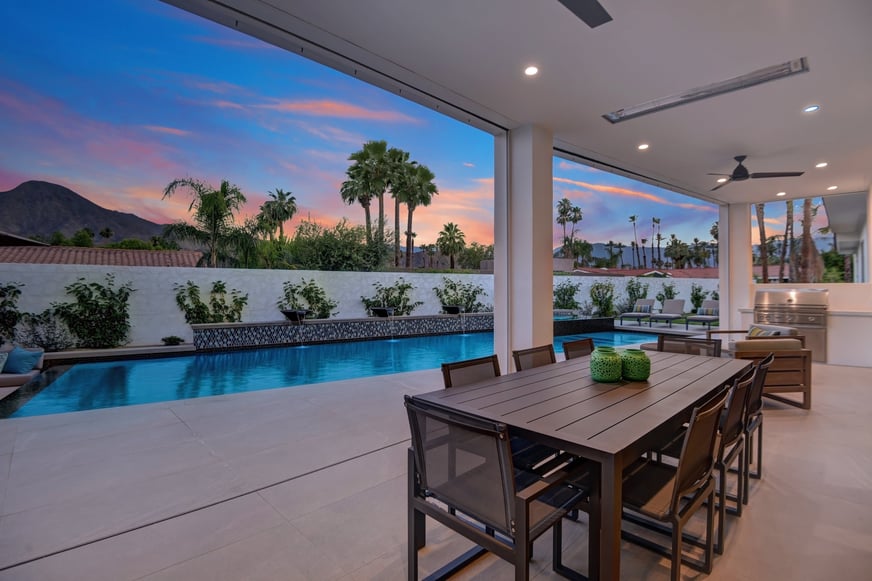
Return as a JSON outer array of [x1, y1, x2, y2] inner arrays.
[[637, 304, 651, 313], [2, 347, 43, 374], [697, 307, 718, 316]]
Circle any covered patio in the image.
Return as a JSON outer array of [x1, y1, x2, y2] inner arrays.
[[0, 363, 869, 579]]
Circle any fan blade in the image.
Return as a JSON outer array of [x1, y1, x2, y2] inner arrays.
[[557, 0, 613, 28], [706, 173, 732, 176], [710, 179, 732, 191], [750, 172, 804, 179]]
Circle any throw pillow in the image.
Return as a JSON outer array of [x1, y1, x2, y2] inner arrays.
[[2, 347, 43, 374], [0, 352, 8, 372], [759, 330, 781, 336], [747, 326, 764, 337], [638, 304, 651, 313], [697, 307, 718, 316]]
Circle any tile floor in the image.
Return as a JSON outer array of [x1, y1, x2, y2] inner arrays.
[[0, 362, 870, 580]]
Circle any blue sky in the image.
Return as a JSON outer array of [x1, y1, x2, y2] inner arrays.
[[0, 0, 781, 250]]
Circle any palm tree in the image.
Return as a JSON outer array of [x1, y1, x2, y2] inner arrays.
[[403, 164, 438, 268], [261, 188, 297, 241], [555, 198, 573, 257], [387, 147, 412, 266], [99, 227, 113, 241], [437, 222, 466, 269], [162, 178, 247, 268], [606, 240, 616, 267], [779, 201, 793, 282], [616, 242, 625, 268], [341, 140, 390, 244], [629, 215, 640, 268], [568, 206, 583, 251], [640, 238, 648, 269], [755, 203, 768, 282], [651, 217, 660, 267]]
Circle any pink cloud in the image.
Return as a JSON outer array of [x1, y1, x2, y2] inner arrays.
[[257, 99, 419, 123], [554, 176, 716, 212], [142, 125, 191, 137], [293, 121, 365, 146], [209, 100, 246, 110], [185, 79, 246, 95]]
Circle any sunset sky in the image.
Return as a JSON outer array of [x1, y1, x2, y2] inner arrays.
[[0, 1, 823, 250]]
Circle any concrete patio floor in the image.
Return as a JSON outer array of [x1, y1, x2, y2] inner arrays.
[[0, 362, 870, 580]]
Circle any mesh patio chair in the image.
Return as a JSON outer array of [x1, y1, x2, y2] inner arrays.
[[656, 335, 722, 357], [441, 355, 565, 474], [744, 352, 775, 492], [405, 396, 591, 581], [619, 299, 656, 325], [562, 338, 595, 360], [649, 299, 686, 328], [620, 388, 729, 581], [512, 344, 556, 371], [685, 300, 720, 330]]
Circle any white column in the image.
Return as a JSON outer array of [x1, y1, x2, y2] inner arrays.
[[720, 203, 753, 330], [493, 125, 554, 370]]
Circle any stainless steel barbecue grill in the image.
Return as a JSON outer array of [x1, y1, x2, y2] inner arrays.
[[754, 288, 828, 362]]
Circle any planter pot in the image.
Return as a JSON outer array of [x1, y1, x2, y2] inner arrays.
[[621, 348, 651, 381], [590, 346, 622, 382]]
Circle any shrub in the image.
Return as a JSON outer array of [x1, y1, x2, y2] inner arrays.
[[589, 281, 616, 317], [361, 278, 423, 316], [654, 281, 678, 309], [161, 335, 184, 346], [53, 275, 134, 348], [16, 309, 75, 352], [433, 278, 489, 313], [617, 278, 649, 314], [690, 283, 710, 310], [553, 280, 582, 310], [174, 280, 248, 324], [277, 278, 338, 319], [0, 282, 23, 343]]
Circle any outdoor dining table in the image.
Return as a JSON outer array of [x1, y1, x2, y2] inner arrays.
[[409, 350, 752, 580]]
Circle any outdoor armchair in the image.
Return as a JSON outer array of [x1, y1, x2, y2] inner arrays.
[[619, 299, 656, 325], [649, 299, 686, 328], [685, 300, 720, 330], [733, 338, 812, 409]]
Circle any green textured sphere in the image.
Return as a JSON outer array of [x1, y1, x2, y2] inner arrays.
[[621, 349, 651, 381], [590, 347, 622, 382]]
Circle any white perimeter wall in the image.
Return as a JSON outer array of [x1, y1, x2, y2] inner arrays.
[[2, 264, 719, 346]]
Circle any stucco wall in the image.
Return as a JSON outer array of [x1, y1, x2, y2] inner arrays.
[[2, 264, 719, 346]]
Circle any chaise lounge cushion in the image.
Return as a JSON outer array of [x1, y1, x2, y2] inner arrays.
[[0, 346, 44, 389]]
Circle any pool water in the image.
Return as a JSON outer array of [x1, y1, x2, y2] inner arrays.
[[9, 330, 652, 417]]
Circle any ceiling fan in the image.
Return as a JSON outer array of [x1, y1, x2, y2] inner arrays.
[[709, 155, 804, 191], [557, 0, 613, 28]]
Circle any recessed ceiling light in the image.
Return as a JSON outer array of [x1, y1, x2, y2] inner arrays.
[[524, 66, 539, 76], [776, 192, 787, 197], [637, 143, 649, 150], [716, 178, 728, 183], [815, 162, 828, 168], [827, 185, 838, 190], [803, 104, 821, 113]]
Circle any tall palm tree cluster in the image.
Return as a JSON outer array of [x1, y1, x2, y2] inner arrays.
[[555, 199, 717, 270], [340, 140, 439, 268], [755, 198, 830, 283]]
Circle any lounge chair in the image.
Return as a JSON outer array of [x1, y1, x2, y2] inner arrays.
[[649, 299, 686, 328], [619, 299, 656, 325], [685, 300, 720, 330]]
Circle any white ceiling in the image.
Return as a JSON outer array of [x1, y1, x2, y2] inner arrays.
[[169, 0, 872, 207]]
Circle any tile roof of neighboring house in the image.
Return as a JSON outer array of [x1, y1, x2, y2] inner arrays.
[[0, 246, 203, 267], [569, 267, 719, 278]]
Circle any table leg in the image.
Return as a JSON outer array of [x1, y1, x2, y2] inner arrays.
[[598, 457, 622, 580]]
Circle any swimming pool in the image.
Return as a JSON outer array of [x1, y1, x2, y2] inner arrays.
[[7, 330, 653, 417]]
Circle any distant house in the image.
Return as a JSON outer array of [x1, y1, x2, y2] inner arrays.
[[0, 246, 203, 268], [0, 230, 47, 247]]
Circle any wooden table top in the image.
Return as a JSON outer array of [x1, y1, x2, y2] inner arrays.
[[413, 351, 752, 458]]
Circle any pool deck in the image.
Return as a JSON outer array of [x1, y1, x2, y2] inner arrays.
[[0, 361, 870, 580]]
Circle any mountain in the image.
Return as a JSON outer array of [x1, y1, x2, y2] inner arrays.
[[0, 181, 165, 242]]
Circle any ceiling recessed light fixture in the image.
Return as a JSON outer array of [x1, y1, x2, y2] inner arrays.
[[603, 57, 810, 123], [637, 143, 649, 150], [776, 192, 787, 197], [815, 162, 828, 168], [716, 178, 728, 183], [803, 104, 821, 113], [524, 66, 539, 76], [827, 185, 838, 190]]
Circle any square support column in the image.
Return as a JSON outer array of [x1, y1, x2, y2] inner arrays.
[[494, 125, 554, 369], [720, 203, 753, 330]]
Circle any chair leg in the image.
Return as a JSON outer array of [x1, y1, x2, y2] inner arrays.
[[716, 463, 726, 555], [704, 489, 715, 574], [671, 518, 682, 581]]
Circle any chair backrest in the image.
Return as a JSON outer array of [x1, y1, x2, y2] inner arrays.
[[562, 338, 595, 360], [512, 344, 556, 371], [661, 299, 685, 315], [633, 299, 656, 312], [746, 352, 775, 416], [442, 354, 501, 388], [700, 299, 719, 311], [672, 388, 729, 507], [657, 335, 722, 357], [720, 368, 756, 447], [404, 395, 515, 536]]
